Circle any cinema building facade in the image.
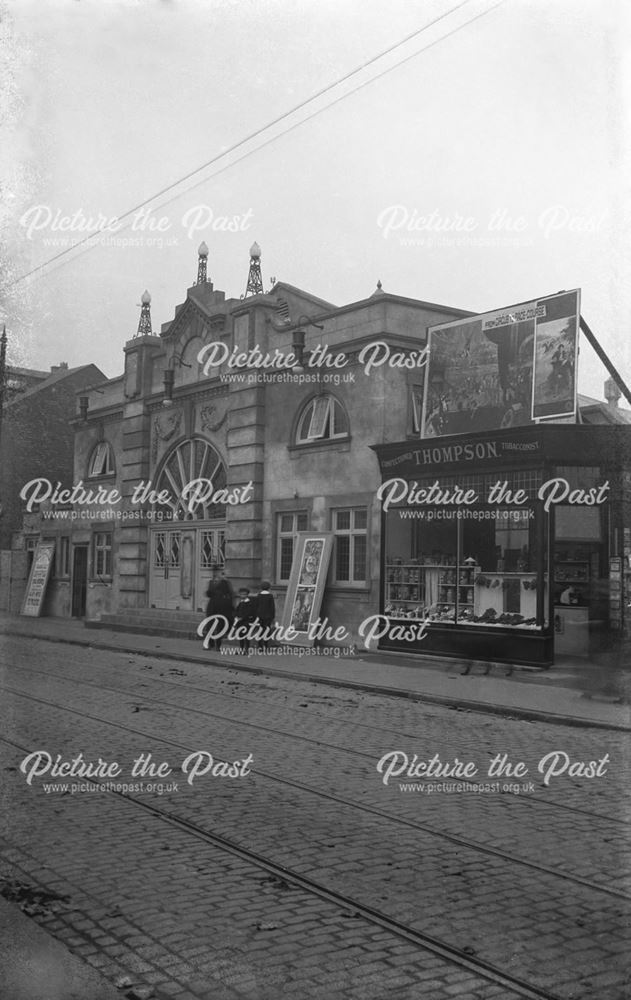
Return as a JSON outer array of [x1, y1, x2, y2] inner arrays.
[[22, 246, 631, 667], [29, 245, 470, 642]]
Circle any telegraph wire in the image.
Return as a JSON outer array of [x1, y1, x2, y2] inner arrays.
[[123, 0, 507, 229], [10, 0, 505, 286]]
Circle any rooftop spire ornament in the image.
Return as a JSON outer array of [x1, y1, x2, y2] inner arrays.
[[244, 242, 263, 297], [136, 290, 152, 337], [196, 241, 209, 284]]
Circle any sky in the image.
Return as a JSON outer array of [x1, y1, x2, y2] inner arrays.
[[1, 0, 629, 401]]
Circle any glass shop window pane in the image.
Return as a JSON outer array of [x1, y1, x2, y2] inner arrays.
[[385, 514, 457, 623], [336, 536, 351, 581], [336, 510, 351, 531], [462, 509, 543, 629], [353, 535, 367, 581]]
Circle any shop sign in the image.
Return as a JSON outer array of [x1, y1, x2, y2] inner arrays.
[[407, 438, 542, 469], [380, 434, 544, 477], [422, 289, 580, 436]]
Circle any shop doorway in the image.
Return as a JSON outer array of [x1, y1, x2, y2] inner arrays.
[[553, 505, 606, 657], [71, 545, 88, 617]]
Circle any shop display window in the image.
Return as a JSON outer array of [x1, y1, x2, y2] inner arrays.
[[385, 507, 548, 630]]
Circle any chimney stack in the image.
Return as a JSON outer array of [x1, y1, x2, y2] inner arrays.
[[604, 377, 621, 409]]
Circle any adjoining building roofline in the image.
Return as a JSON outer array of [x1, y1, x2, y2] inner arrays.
[[4, 364, 106, 407]]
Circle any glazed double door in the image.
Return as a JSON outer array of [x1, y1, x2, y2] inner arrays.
[[149, 525, 225, 611]]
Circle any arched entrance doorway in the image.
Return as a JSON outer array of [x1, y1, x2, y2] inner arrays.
[[149, 438, 227, 611]]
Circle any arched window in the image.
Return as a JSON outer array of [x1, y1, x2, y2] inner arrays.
[[88, 441, 115, 477], [154, 438, 227, 521], [295, 395, 349, 443]]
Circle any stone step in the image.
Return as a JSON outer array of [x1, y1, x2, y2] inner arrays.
[[108, 608, 204, 621], [87, 606, 211, 639], [100, 613, 204, 628], [86, 617, 203, 641]]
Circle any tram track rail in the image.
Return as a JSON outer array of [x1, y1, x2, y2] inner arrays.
[[2, 650, 627, 830], [0, 727, 573, 1000], [2, 681, 628, 905]]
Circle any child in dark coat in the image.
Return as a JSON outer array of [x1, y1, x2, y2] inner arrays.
[[234, 587, 257, 652]]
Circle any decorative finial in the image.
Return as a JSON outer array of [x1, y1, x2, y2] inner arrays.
[[245, 242, 264, 297], [196, 242, 209, 284], [377, 279, 382, 291], [136, 290, 152, 337]]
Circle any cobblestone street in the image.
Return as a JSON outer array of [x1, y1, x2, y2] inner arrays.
[[1, 634, 629, 1000]]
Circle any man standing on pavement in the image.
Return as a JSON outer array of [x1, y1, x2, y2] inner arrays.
[[255, 581, 275, 652], [204, 567, 234, 651]]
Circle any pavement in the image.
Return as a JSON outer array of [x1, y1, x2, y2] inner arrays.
[[0, 896, 122, 1000], [0, 611, 629, 731]]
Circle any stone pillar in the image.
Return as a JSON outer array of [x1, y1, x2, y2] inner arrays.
[[224, 382, 265, 590], [117, 401, 152, 609]]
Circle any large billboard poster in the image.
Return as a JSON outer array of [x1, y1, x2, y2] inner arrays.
[[422, 289, 580, 436]]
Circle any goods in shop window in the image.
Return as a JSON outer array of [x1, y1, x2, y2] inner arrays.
[[559, 586, 581, 606]]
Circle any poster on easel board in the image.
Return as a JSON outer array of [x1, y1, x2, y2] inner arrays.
[[20, 540, 55, 617], [280, 533, 333, 647]]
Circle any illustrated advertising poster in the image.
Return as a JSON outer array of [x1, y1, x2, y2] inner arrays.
[[0, 3, 630, 1000], [20, 540, 55, 617], [422, 288, 581, 437], [280, 533, 334, 646]]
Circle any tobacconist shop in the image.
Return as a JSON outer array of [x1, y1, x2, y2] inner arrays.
[[373, 424, 631, 666]]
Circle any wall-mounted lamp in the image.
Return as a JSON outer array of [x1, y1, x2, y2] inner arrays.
[[292, 328, 306, 372], [78, 384, 105, 421], [162, 353, 192, 407], [292, 315, 324, 373], [162, 368, 175, 407]]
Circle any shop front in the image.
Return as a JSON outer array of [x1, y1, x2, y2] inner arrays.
[[373, 425, 631, 666]]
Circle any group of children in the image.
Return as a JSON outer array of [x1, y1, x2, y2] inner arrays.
[[204, 571, 276, 653]]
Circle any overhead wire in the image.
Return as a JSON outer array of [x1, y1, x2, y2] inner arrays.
[[10, 0, 505, 286]]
